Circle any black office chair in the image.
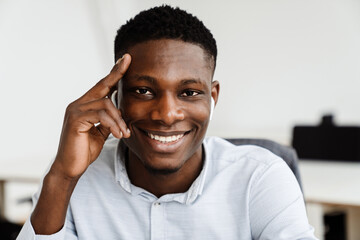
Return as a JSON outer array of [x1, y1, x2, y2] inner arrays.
[[225, 138, 303, 192]]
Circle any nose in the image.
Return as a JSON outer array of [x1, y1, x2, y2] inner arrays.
[[150, 94, 185, 126]]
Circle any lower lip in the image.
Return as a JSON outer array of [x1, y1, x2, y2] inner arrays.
[[140, 130, 189, 153]]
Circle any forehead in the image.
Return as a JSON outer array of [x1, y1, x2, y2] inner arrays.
[[124, 39, 213, 85]]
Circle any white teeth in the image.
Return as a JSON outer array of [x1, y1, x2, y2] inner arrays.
[[148, 132, 184, 143]]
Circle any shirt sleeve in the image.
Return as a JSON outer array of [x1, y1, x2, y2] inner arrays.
[[249, 159, 318, 240], [16, 185, 78, 240], [16, 218, 67, 240]]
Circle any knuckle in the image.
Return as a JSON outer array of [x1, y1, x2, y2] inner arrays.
[[67, 111, 80, 122], [66, 99, 82, 111], [65, 102, 78, 118], [103, 98, 113, 108], [66, 102, 75, 112], [110, 124, 120, 133], [97, 109, 106, 118], [98, 81, 110, 92]]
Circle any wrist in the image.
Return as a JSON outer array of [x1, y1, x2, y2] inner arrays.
[[46, 166, 80, 189], [48, 157, 84, 182], [31, 166, 80, 234]]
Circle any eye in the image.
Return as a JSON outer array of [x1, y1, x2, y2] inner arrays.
[[181, 90, 200, 97], [135, 88, 152, 95]]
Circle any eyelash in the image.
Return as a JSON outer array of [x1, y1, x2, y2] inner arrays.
[[135, 88, 152, 95], [133, 88, 202, 98], [180, 90, 200, 97]]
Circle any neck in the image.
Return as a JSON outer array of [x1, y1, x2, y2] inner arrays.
[[127, 147, 204, 198]]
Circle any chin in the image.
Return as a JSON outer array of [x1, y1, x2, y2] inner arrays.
[[141, 155, 185, 175]]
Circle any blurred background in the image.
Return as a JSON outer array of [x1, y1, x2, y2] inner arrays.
[[1, 0, 360, 239]]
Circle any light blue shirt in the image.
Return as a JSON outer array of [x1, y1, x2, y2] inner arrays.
[[17, 136, 317, 240]]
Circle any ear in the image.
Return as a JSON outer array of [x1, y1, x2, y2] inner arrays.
[[211, 80, 220, 106]]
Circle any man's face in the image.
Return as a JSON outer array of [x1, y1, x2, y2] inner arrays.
[[119, 39, 219, 174]]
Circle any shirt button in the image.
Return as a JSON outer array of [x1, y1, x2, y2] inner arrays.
[[153, 202, 161, 206]]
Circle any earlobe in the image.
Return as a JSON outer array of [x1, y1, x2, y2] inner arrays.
[[209, 80, 219, 121], [210, 97, 215, 120], [211, 80, 220, 105]]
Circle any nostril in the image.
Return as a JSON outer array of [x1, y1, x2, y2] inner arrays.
[[150, 105, 185, 125]]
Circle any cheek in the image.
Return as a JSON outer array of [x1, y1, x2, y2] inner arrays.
[[120, 98, 211, 126], [187, 104, 210, 126], [120, 100, 149, 123]]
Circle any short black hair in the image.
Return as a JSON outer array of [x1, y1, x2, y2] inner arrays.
[[114, 5, 217, 69]]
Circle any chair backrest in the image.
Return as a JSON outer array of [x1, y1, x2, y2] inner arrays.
[[225, 138, 303, 192]]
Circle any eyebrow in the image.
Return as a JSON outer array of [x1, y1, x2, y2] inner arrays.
[[130, 75, 156, 84], [128, 74, 206, 86], [180, 79, 204, 85]]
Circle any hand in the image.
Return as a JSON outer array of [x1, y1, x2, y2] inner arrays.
[[51, 54, 131, 180]]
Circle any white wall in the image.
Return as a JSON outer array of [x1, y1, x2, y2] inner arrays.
[[207, 0, 360, 143], [128, 0, 360, 144], [0, 0, 135, 166], [0, 0, 136, 221], [1, 0, 360, 190]]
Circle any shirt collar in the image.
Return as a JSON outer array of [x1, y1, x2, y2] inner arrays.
[[114, 140, 210, 205]]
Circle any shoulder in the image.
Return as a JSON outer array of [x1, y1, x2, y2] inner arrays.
[[202, 136, 294, 188], [203, 136, 285, 169]]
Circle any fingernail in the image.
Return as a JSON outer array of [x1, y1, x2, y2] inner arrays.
[[116, 55, 124, 65], [119, 131, 123, 138], [127, 128, 131, 134]]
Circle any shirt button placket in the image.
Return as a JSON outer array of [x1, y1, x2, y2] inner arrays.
[[150, 202, 165, 240]]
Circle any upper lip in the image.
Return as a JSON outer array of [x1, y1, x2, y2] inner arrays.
[[138, 128, 190, 136]]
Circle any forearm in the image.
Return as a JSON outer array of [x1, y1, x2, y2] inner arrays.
[[27, 54, 130, 236], [30, 169, 79, 235]]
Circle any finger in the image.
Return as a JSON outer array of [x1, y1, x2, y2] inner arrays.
[[78, 54, 131, 103], [77, 98, 130, 138], [76, 110, 123, 139]]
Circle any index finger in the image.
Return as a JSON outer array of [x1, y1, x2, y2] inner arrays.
[[78, 54, 131, 103]]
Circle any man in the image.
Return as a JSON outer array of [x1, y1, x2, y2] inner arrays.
[[18, 5, 317, 240]]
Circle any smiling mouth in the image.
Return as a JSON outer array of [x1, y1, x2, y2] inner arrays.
[[138, 129, 191, 144], [147, 132, 184, 143]]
